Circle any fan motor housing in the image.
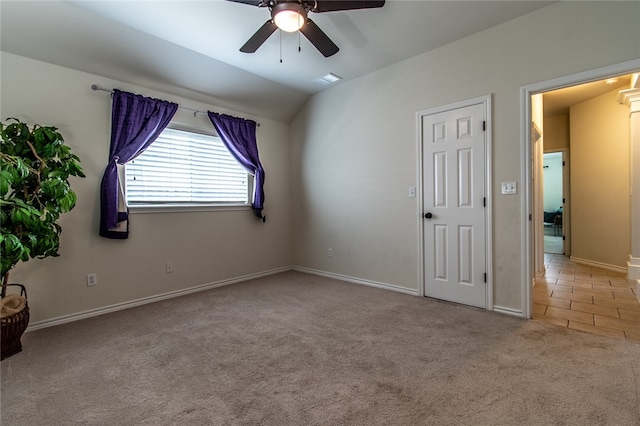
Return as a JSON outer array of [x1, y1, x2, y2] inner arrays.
[[271, 3, 308, 32]]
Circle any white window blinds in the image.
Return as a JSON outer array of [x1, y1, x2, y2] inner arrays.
[[125, 128, 249, 205]]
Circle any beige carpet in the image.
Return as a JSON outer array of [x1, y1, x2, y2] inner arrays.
[[2, 271, 639, 425]]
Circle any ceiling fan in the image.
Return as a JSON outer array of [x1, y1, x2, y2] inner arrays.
[[228, 0, 386, 57]]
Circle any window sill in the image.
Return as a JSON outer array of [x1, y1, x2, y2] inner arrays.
[[128, 204, 251, 214]]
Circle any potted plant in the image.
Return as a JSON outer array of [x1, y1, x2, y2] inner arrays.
[[0, 118, 85, 359]]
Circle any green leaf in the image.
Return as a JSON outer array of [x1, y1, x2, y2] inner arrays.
[[0, 170, 11, 195], [59, 190, 77, 212], [15, 157, 29, 178]]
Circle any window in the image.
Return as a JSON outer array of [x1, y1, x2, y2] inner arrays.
[[125, 127, 250, 207]]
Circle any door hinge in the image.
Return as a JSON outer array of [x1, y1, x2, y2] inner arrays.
[[483, 197, 486, 207], [529, 214, 532, 221], [563, 236, 565, 240], [562, 198, 565, 203], [562, 161, 565, 166], [484, 273, 487, 283], [482, 121, 486, 131]]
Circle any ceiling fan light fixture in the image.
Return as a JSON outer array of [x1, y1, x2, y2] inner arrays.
[[272, 3, 307, 32]]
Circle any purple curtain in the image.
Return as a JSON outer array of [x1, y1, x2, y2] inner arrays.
[[100, 90, 178, 238], [208, 112, 266, 221]]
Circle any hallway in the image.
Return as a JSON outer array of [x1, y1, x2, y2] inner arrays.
[[534, 254, 640, 342]]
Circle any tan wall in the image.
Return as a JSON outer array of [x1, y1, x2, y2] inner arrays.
[[570, 90, 630, 268], [1, 52, 293, 324], [544, 115, 570, 151]]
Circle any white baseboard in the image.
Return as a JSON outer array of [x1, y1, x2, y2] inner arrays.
[[292, 266, 419, 296], [493, 305, 525, 318], [628, 256, 640, 280], [296, 268, 531, 319], [570, 257, 627, 274], [27, 266, 293, 332], [27, 266, 525, 332]]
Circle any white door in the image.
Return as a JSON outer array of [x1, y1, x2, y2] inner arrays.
[[421, 102, 486, 308]]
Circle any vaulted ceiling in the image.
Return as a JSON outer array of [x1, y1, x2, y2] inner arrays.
[[1, 1, 556, 122]]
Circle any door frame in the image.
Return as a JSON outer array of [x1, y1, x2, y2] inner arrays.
[[520, 58, 640, 319], [416, 94, 493, 310]]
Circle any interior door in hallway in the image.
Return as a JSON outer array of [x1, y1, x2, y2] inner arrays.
[[421, 102, 486, 308]]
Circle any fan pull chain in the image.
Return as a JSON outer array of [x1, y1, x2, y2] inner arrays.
[[298, 31, 301, 53], [279, 30, 283, 63]]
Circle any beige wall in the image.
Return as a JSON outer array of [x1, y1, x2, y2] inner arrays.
[[291, 1, 640, 311], [544, 115, 570, 151], [1, 52, 293, 324], [570, 90, 630, 268]]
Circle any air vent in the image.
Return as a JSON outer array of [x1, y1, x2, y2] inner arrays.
[[313, 73, 342, 86]]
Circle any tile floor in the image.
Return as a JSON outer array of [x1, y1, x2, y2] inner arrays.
[[533, 253, 640, 342]]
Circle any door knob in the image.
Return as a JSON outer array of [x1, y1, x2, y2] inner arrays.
[[424, 212, 433, 219]]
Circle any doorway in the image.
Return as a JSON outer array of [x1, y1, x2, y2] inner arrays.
[[542, 151, 566, 255], [521, 59, 640, 321]]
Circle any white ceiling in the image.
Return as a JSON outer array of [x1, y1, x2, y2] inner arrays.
[[1, 0, 556, 122]]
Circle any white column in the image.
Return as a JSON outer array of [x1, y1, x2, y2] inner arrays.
[[618, 75, 640, 300]]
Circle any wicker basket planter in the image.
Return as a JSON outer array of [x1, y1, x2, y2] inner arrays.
[[1, 284, 30, 361]]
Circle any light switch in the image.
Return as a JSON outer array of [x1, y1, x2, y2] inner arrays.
[[501, 182, 517, 195]]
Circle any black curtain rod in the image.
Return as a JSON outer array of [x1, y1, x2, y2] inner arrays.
[[90, 84, 260, 125]]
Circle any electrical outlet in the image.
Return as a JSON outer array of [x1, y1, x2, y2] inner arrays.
[[86, 273, 97, 287], [328, 248, 333, 258], [166, 261, 174, 273], [501, 181, 517, 195]]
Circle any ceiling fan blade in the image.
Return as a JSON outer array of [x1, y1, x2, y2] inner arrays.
[[226, 0, 264, 6], [240, 20, 277, 53], [299, 18, 339, 57], [313, 0, 385, 13]]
